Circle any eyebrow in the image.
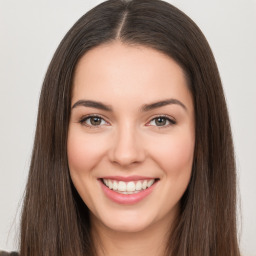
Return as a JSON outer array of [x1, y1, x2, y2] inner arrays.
[[72, 100, 112, 111], [71, 98, 187, 112], [141, 99, 187, 112]]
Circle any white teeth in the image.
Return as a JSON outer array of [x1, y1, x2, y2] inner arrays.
[[113, 181, 118, 191], [127, 181, 136, 192], [118, 181, 126, 192], [142, 180, 147, 189], [147, 179, 154, 187], [108, 180, 113, 189], [102, 178, 156, 193], [135, 181, 142, 191]]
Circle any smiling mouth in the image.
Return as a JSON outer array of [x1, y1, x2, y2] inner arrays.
[[100, 178, 160, 194]]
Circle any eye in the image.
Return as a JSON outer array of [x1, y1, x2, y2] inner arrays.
[[147, 115, 176, 127], [79, 115, 108, 127]]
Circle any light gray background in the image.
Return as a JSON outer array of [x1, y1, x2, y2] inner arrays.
[[0, 0, 255, 255]]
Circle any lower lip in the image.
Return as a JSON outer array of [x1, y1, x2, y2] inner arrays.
[[99, 180, 158, 205]]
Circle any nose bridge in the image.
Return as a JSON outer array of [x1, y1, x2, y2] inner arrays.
[[109, 120, 145, 166]]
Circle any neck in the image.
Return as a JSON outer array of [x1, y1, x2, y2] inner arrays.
[[90, 212, 178, 256]]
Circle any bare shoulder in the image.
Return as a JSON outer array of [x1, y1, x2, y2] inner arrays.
[[0, 251, 19, 256]]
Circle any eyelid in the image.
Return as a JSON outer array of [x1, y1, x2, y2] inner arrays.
[[78, 114, 176, 128], [145, 114, 176, 128], [79, 114, 110, 128]]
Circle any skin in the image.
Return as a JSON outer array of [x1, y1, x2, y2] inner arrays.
[[67, 41, 195, 256]]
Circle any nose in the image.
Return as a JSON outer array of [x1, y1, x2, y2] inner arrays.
[[108, 123, 146, 167]]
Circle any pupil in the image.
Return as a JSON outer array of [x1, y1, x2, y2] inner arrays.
[[91, 117, 101, 125], [156, 117, 166, 126]]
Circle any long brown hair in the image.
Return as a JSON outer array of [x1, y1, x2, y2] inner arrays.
[[20, 0, 240, 255]]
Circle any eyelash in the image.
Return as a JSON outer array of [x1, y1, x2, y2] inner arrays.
[[79, 114, 109, 129], [147, 115, 176, 128], [79, 114, 176, 129]]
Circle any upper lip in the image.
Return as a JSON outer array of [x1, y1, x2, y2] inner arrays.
[[99, 176, 158, 182]]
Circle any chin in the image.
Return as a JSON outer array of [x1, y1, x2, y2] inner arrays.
[[92, 208, 157, 233]]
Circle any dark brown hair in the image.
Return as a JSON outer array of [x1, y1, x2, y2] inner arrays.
[[20, 0, 240, 255]]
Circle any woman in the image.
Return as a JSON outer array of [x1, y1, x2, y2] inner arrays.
[[1, 0, 241, 255]]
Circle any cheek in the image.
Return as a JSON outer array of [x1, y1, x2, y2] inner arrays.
[[150, 129, 195, 177], [67, 129, 108, 173], [67, 128, 109, 209], [152, 130, 194, 212]]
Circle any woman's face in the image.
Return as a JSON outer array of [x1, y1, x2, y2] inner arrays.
[[68, 41, 195, 233]]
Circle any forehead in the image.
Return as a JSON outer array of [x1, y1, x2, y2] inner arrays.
[[72, 41, 193, 112]]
